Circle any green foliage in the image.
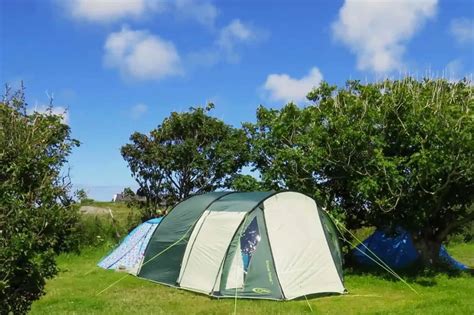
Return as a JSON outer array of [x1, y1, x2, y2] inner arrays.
[[76, 189, 88, 202], [246, 78, 474, 265], [75, 189, 94, 205], [244, 102, 326, 198], [77, 216, 121, 247], [0, 87, 80, 314], [122, 187, 136, 200], [459, 221, 474, 243], [230, 174, 263, 192], [121, 104, 249, 218], [77, 207, 140, 248], [119, 187, 154, 222], [449, 217, 474, 244]]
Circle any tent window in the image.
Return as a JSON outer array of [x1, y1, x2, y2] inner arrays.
[[240, 217, 260, 272]]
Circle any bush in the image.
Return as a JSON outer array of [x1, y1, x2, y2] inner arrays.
[[448, 221, 474, 244], [77, 216, 122, 247], [0, 87, 80, 314], [76, 207, 142, 248]]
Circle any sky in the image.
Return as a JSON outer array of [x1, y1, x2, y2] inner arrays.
[[1, 0, 473, 200]]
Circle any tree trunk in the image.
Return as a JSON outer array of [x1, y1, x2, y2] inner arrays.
[[411, 234, 442, 267]]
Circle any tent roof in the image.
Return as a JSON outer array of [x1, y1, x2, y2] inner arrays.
[[205, 191, 275, 213]]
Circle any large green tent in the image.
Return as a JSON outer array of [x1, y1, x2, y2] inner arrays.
[[102, 191, 345, 300]]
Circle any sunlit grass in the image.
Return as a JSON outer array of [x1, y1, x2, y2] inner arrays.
[[30, 242, 473, 314], [31, 202, 474, 314]]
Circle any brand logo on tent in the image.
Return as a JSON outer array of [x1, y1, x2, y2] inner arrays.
[[252, 287, 271, 294]]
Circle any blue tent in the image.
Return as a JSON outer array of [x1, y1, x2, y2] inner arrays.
[[352, 227, 470, 271], [98, 217, 163, 274]]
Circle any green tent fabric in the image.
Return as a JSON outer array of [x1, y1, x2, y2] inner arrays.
[[112, 191, 345, 300], [139, 192, 231, 284]]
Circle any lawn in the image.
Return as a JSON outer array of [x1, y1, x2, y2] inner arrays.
[[30, 203, 474, 315]]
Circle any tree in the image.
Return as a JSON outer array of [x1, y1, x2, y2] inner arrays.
[[120, 187, 152, 221], [243, 103, 325, 198], [0, 86, 80, 313], [246, 78, 473, 266], [122, 187, 137, 200], [230, 174, 263, 192], [76, 189, 88, 202], [121, 104, 249, 216], [75, 188, 94, 204]]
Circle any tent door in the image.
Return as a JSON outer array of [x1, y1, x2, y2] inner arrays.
[[178, 210, 246, 294]]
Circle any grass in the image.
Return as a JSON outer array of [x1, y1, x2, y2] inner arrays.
[[29, 202, 474, 314], [446, 243, 474, 267], [80, 201, 140, 227]]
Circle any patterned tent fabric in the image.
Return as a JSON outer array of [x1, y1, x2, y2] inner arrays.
[[98, 218, 162, 275]]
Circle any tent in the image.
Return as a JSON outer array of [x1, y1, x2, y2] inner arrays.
[[352, 227, 470, 271], [99, 191, 346, 300], [98, 217, 162, 275]]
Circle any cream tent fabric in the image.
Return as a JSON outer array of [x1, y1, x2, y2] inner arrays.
[[179, 211, 247, 293], [263, 192, 345, 299]]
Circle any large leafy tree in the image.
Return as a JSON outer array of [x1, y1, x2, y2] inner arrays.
[[243, 103, 322, 197], [246, 78, 473, 266], [121, 104, 249, 216], [0, 87, 80, 313]]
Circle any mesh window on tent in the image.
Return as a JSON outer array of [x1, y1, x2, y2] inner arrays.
[[240, 217, 261, 273]]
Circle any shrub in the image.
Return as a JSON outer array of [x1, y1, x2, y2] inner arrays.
[[0, 87, 80, 314]]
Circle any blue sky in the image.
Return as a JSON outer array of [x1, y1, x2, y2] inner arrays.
[[1, 0, 473, 200]]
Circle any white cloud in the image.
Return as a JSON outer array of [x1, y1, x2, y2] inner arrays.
[[263, 67, 323, 103], [64, 0, 217, 25], [217, 19, 257, 62], [189, 19, 263, 66], [66, 0, 164, 22], [104, 26, 182, 81], [130, 103, 148, 119], [450, 18, 474, 44], [175, 0, 218, 27], [28, 105, 69, 124], [332, 0, 438, 73]]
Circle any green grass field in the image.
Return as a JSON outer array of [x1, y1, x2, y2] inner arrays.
[[30, 203, 474, 315]]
